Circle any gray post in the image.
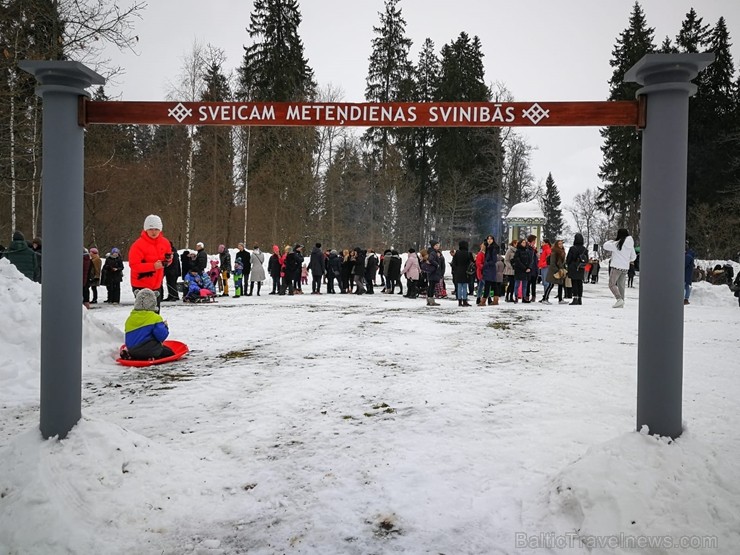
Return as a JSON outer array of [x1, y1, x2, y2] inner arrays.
[[625, 54, 713, 439], [19, 61, 105, 439]]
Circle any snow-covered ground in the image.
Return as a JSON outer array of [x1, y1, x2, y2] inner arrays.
[[1, 255, 739, 555]]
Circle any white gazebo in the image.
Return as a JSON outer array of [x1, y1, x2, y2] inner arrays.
[[504, 200, 546, 247]]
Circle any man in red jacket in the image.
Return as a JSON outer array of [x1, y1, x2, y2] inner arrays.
[[128, 214, 172, 309]]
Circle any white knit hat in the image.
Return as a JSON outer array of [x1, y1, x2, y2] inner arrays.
[[143, 214, 163, 231]]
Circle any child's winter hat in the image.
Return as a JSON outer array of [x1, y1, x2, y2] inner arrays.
[[134, 288, 159, 312], [143, 214, 163, 231], [111, 247, 120, 255]]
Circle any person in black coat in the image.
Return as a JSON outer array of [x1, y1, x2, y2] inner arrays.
[[235, 243, 251, 287], [164, 240, 181, 301], [102, 247, 125, 304], [364, 250, 379, 294], [451, 240, 474, 307], [339, 249, 353, 293], [180, 250, 192, 279], [512, 239, 531, 303], [387, 250, 403, 295], [566, 232, 588, 305], [193, 242, 207, 274], [326, 250, 342, 293], [309, 243, 326, 294], [268, 245, 281, 294], [292, 244, 305, 292], [352, 247, 366, 294], [424, 240, 444, 306]]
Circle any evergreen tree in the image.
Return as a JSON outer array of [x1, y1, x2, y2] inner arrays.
[[362, 0, 414, 247], [237, 0, 317, 246], [409, 38, 440, 245], [193, 61, 236, 247], [684, 16, 739, 206], [364, 0, 414, 154], [683, 16, 740, 256], [675, 8, 710, 53], [434, 32, 503, 243], [542, 173, 565, 242], [598, 1, 655, 234]]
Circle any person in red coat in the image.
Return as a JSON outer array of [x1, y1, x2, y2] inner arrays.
[[128, 214, 172, 309]]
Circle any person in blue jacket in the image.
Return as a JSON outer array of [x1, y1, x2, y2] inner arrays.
[[123, 288, 173, 360]]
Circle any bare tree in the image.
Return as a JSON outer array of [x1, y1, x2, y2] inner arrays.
[[502, 132, 537, 209], [567, 188, 608, 251], [166, 40, 207, 249], [0, 0, 144, 240]]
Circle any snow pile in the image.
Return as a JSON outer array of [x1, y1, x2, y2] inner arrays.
[[0, 259, 122, 407], [0, 418, 247, 554], [0, 259, 41, 407], [524, 429, 740, 553], [688, 280, 736, 307]]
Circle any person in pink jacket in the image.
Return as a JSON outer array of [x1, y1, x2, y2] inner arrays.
[[402, 248, 421, 298]]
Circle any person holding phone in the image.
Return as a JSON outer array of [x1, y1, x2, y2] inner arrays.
[[128, 214, 172, 310]]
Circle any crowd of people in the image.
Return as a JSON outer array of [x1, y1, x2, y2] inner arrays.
[[5, 215, 740, 359], [0, 217, 650, 311], [5, 215, 738, 339]]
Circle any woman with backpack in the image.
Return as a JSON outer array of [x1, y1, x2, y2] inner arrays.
[[566, 232, 589, 305]]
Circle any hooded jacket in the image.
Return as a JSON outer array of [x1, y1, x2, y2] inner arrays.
[[4, 233, 39, 282], [128, 230, 172, 290], [566, 233, 589, 280]]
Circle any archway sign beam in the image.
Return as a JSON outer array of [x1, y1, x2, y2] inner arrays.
[[83, 99, 644, 128]]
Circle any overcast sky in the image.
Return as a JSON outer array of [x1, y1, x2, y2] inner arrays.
[[100, 0, 740, 212]]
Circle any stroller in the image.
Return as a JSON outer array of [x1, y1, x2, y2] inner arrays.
[[183, 269, 217, 303]]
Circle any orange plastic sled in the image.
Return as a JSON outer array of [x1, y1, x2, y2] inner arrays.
[[116, 340, 189, 367]]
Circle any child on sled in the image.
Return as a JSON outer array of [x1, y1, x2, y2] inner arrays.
[[183, 268, 216, 303], [120, 288, 174, 361]]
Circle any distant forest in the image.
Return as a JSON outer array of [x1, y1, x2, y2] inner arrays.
[[1, 1, 738, 258]]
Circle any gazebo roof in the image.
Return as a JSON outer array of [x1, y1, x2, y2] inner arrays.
[[505, 200, 546, 222]]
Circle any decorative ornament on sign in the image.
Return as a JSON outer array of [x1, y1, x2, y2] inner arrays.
[[168, 103, 193, 123], [522, 103, 550, 125]]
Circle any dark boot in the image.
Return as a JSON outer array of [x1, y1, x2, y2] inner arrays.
[[570, 296, 580, 305]]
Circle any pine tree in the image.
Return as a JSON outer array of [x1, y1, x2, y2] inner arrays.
[[542, 173, 565, 242], [684, 16, 739, 205], [237, 0, 317, 246], [193, 60, 236, 248], [408, 38, 439, 245], [683, 16, 740, 256], [363, 0, 414, 154], [362, 0, 414, 247], [598, 1, 655, 234], [434, 32, 502, 243]]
